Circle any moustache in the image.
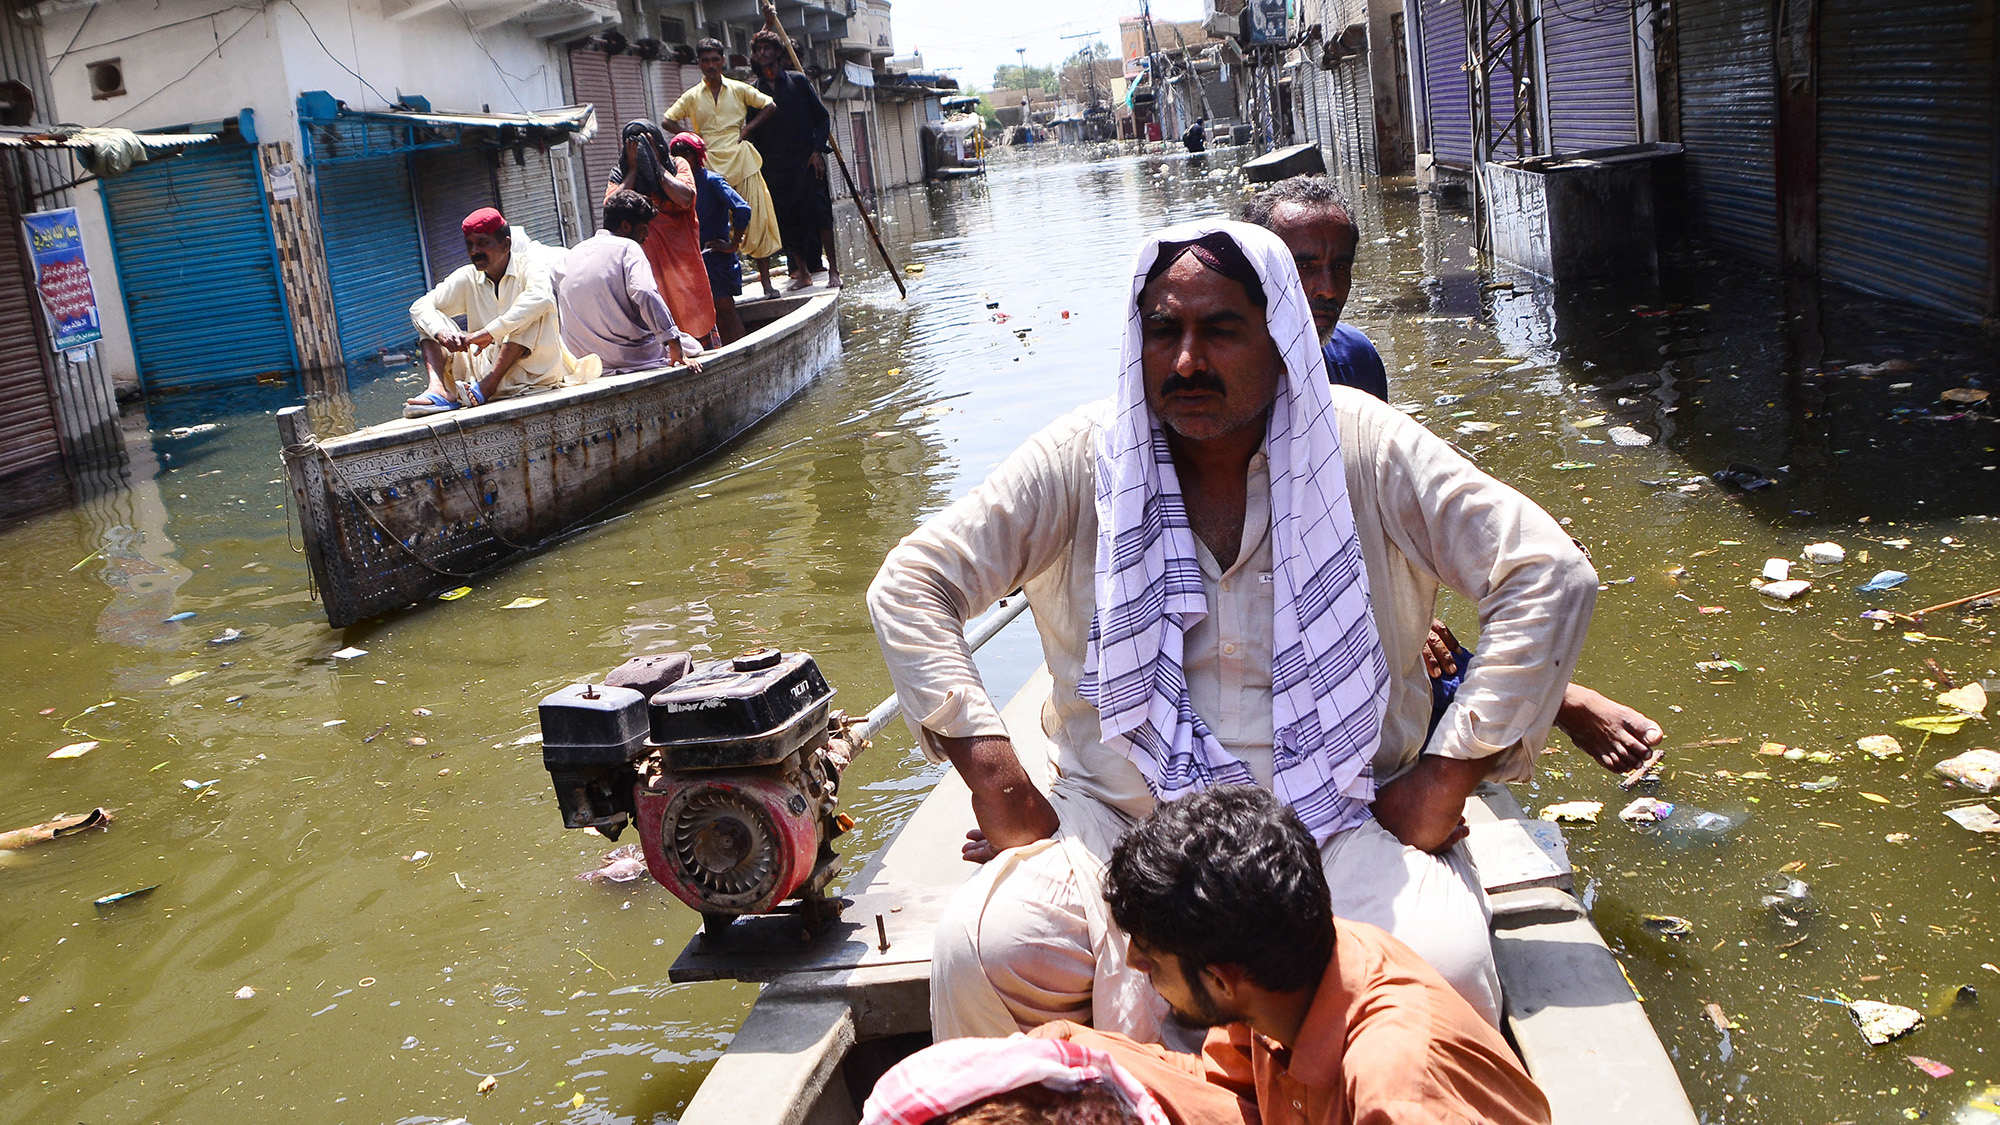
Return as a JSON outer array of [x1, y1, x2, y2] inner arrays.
[[1308, 299, 1341, 319], [1160, 372, 1227, 396]]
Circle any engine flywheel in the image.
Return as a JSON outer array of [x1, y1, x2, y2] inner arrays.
[[671, 789, 779, 903]]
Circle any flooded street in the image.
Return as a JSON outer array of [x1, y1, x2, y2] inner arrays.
[[4, 144, 1997, 1123]]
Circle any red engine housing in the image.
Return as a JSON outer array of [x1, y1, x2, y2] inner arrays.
[[634, 771, 822, 917]]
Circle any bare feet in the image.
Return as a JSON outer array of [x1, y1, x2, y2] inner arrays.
[[1556, 684, 1663, 773], [826, 268, 841, 289], [783, 271, 815, 292]]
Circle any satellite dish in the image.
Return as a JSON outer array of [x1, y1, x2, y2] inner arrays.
[[0, 81, 36, 127]]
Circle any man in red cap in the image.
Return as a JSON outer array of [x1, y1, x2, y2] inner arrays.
[[405, 207, 591, 416]]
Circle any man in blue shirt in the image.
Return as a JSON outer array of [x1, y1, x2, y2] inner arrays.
[[670, 132, 754, 344], [1245, 174, 1663, 774]]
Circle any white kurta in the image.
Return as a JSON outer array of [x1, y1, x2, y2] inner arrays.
[[867, 389, 1597, 1037]]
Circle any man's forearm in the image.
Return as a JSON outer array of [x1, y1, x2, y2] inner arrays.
[[1371, 753, 1491, 853], [934, 734, 1057, 851]]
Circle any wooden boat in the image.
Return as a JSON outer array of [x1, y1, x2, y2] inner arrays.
[[1241, 142, 1327, 184], [666, 665, 1700, 1125], [278, 289, 841, 628]]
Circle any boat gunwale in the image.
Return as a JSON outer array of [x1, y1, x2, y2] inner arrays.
[[307, 291, 839, 459]]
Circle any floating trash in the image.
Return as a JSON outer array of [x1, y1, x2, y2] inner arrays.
[[181, 778, 218, 790], [1936, 749, 2000, 794], [437, 586, 472, 601], [1938, 683, 1988, 716], [1696, 659, 1749, 674], [164, 611, 196, 623], [500, 596, 547, 610], [1858, 735, 1904, 759], [1758, 875, 1816, 930], [1848, 999, 1923, 1046], [1799, 775, 1840, 792], [1640, 914, 1692, 936], [1606, 425, 1652, 447], [1859, 570, 1909, 592], [1758, 579, 1812, 601], [48, 741, 98, 759], [578, 843, 649, 884], [1909, 1056, 1955, 1079], [1950, 1085, 2000, 1125], [1762, 558, 1793, 581], [235, 985, 257, 1000], [93, 884, 160, 909], [1538, 800, 1602, 824], [1550, 461, 1597, 471], [1712, 463, 1775, 491], [1619, 797, 1673, 823], [331, 647, 368, 660], [210, 628, 244, 645], [1944, 804, 2000, 834], [1803, 542, 1846, 565]]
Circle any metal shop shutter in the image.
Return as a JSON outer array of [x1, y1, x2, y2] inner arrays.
[[0, 168, 60, 481], [1677, 0, 1777, 266], [495, 147, 564, 248], [651, 60, 690, 117], [414, 148, 498, 287], [1540, 0, 1638, 152], [1818, 0, 1995, 321], [99, 141, 295, 390], [569, 49, 654, 229], [317, 155, 429, 357], [1418, 0, 1473, 166]]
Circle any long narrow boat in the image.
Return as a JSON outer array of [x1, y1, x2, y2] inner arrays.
[[665, 664, 1700, 1125], [278, 289, 841, 629]]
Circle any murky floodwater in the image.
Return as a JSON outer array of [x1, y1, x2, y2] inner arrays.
[[4, 144, 1996, 1124]]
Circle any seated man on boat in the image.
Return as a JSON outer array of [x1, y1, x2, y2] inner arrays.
[[868, 218, 1597, 1040], [1244, 173, 1664, 773], [857, 1034, 1214, 1125], [406, 207, 598, 418], [1036, 786, 1552, 1125], [551, 189, 699, 375]]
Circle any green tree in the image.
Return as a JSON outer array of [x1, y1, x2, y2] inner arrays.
[[990, 63, 1058, 94]]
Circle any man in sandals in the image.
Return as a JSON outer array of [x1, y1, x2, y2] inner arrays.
[[405, 207, 594, 418]]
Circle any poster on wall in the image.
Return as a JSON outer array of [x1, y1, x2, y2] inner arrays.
[[1248, 0, 1289, 44], [22, 208, 103, 351]]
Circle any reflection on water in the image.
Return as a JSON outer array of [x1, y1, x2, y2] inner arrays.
[[2, 144, 1996, 1123]]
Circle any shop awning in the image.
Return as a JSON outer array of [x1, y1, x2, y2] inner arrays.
[[297, 93, 596, 166]]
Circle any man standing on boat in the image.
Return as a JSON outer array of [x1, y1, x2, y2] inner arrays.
[[550, 189, 697, 375], [405, 208, 594, 418], [747, 29, 840, 292], [1244, 174, 1664, 771], [867, 219, 1596, 1041], [666, 39, 786, 300]]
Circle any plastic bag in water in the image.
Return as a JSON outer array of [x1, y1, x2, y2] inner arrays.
[[1643, 805, 1748, 846]]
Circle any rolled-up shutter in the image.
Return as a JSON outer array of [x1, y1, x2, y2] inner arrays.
[[651, 59, 689, 117], [414, 149, 499, 287], [1818, 0, 1995, 321], [317, 155, 429, 356], [1541, 0, 1638, 152], [1677, 0, 1776, 265], [568, 49, 654, 229], [495, 147, 564, 248], [99, 139, 295, 389], [0, 167, 60, 483], [1419, 0, 1473, 167]]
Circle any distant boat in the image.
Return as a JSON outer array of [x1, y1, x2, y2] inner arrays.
[[664, 667, 1701, 1125], [279, 289, 840, 629]]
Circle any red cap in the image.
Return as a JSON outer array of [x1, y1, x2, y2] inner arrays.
[[461, 207, 507, 235], [668, 132, 706, 164]]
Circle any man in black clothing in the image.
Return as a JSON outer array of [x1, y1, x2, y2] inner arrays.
[[747, 29, 840, 290], [1182, 118, 1207, 152]]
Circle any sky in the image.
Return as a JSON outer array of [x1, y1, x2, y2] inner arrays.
[[884, 0, 1209, 90]]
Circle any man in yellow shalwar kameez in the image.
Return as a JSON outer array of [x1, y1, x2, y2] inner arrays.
[[666, 39, 784, 298]]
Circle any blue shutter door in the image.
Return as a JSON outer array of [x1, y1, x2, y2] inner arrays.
[[1541, 0, 1639, 153], [1677, 0, 1777, 266], [1817, 0, 1995, 321], [100, 140, 296, 390], [317, 155, 429, 356], [1420, 0, 1474, 167]]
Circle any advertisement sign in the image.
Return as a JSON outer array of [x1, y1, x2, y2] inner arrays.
[[1248, 0, 1289, 44], [22, 208, 102, 351]]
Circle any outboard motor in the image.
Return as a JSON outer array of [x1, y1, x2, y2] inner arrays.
[[537, 648, 863, 940]]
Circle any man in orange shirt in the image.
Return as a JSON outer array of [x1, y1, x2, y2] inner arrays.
[[1054, 785, 1550, 1125]]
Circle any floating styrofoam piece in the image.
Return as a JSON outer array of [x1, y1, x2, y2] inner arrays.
[[1803, 542, 1846, 565], [1758, 579, 1813, 601], [1763, 558, 1793, 581]]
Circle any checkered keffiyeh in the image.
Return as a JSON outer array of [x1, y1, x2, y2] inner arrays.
[[1077, 218, 1388, 843], [858, 1035, 1171, 1125]]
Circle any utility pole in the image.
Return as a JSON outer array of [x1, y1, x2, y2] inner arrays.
[[1138, 0, 1169, 139]]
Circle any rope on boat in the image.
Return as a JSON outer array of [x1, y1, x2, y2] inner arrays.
[[852, 592, 1032, 745], [283, 437, 481, 580]]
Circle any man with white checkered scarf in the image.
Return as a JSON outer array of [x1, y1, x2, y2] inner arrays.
[[868, 218, 1596, 1042]]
